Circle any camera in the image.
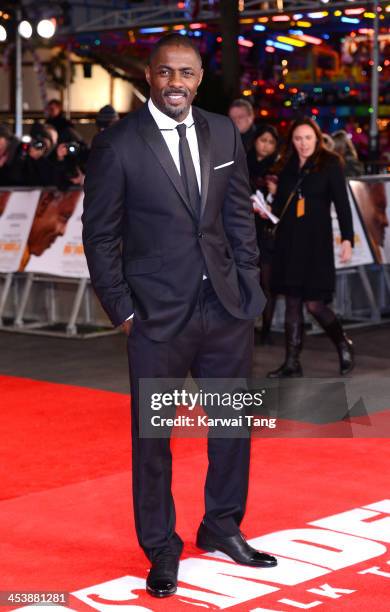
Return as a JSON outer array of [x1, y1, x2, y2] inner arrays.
[[65, 141, 80, 156], [30, 138, 46, 151]]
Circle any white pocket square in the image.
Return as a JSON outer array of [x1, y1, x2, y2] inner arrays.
[[214, 161, 234, 170]]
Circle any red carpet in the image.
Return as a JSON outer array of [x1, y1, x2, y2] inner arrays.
[[1, 375, 389, 611]]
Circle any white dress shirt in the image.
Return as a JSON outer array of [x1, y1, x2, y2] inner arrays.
[[126, 99, 203, 322], [148, 98, 201, 192]]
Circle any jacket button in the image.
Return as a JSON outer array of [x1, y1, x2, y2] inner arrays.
[[198, 232, 203, 238]]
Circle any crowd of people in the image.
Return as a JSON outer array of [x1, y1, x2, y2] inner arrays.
[[0, 100, 119, 189], [0, 94, 381, 378]]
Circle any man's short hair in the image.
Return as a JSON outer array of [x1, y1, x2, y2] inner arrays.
[[148, 34, 202, 66], [229, 99, 254, 116], [47, 99, 62, 107]]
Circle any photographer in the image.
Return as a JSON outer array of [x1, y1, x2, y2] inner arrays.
[[53, 130, 89, 189]]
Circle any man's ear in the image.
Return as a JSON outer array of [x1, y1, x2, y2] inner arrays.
[[145, 65, 151, 87], [198, 68, 204, 88]]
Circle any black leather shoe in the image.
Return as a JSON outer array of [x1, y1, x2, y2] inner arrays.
[[146, 550, 180, 598], [196, 522, 277, 568]]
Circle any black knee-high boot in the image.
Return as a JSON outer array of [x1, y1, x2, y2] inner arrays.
[[267, 321, 303, 378], [322, 319, 354, 375]]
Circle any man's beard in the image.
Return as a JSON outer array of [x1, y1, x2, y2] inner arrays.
[[160, 88, 190, 119], [162, 104, 187, 119]]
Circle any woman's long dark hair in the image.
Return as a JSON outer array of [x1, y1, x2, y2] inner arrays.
[[274, 117, 343, 174]]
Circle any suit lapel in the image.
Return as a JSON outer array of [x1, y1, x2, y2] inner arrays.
[[193, 107, 211, 218], [137, 105, 197, 219]]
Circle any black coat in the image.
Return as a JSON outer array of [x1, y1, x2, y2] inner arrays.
[[271, 152, 354, 299], [82, 104, 264, 341]]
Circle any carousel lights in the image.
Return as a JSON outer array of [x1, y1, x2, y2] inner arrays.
[[265, 45, 275, 53], [344, 8, 365, 15], [266, 40, 294, 52], [296, 21, 312, 28], [253, 24, 266, 31], [341, 17, 360, 24], [307, 12, 328, 19], [0, 24, 6, 41], [289, 29, 304, 36], [238, 37, 254, 47], [139, 26, 166, 33], [272, 15, 290, 22], [277, 35, 306, 47], [363, 12, 376, 18], [298, 34, 323, 45]]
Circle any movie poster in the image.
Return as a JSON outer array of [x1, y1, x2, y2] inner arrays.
[[348, 178, 390, 264], [25, 189, 89, 278], [0, 189, 41, 273], [333, 182, 375, 269]]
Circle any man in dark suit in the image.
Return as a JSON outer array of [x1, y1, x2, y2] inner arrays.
[[82, 34, 277, 599]]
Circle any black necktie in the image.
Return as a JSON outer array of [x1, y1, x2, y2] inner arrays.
[[176, 123, 201, 218]]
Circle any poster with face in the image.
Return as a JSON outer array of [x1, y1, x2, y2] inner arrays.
[[0, 190, 41, 273], [348, 179, 390, 264], [25, 189, 89, 278], [333, 184, 375, 269]]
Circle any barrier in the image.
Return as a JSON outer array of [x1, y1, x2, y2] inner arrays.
[[0, 177, 389, 338]]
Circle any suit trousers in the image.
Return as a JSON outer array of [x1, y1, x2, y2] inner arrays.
[[127, 279, 254, 560]]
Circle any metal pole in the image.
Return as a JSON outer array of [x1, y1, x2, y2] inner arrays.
[[64, 44, 72, 120], [15, 8, 23, 138], [369, 0, 379, 161]]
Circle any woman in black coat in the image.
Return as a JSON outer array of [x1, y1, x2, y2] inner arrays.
[[247, 125, 279, 344], [261, 117, 354, 377]]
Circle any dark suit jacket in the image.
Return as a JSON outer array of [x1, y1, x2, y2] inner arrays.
[[82, 104, 264, 341]]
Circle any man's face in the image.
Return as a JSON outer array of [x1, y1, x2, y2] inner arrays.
[[228, 106, 254, 134], [28, 190, 79, 256], [145, 44, 203, 121], [47, 102, 61, 118]]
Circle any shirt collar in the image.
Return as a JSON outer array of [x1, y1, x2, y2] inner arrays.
[[148, 98, 194, 131]]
